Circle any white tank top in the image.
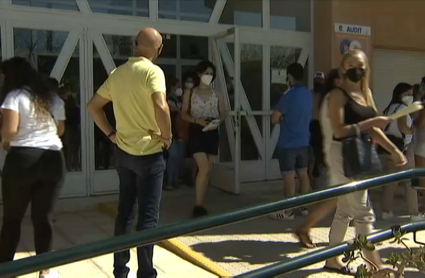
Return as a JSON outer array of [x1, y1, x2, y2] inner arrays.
[[190, 89, 219, 119]]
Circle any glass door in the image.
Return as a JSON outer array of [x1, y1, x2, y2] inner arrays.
[[10, 20, 87, 197], [265, 45, 310, 180], [210, 27, 242, 194]]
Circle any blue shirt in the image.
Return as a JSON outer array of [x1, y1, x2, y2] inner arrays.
[[275, 84, 312, 148]]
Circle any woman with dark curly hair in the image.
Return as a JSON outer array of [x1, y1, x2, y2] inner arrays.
[[0, 57, 66, 278], [181, 60, 227, 217]]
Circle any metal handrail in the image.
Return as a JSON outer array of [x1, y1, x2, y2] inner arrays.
[[0, 169, 424, 277], [238, 222, 425, 277]]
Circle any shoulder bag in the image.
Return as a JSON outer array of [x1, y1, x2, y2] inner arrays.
[[342, 124, 382, 179]]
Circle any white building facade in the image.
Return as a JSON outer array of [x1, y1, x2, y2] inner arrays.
[[0, 0, 314, 198]]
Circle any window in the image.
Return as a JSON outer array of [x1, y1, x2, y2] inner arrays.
[[12, 0, 79, 11], [158, 0, 216, 22], [87, 0, 149, 17], [219, 0, 262, 27], [270, 0, 311, 32]]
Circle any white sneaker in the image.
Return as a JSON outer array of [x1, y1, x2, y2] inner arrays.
[[39, 270, 60, 278], [269, 210, 294, 220], [411, 214, 425, 222], [382, 211, 394, 220], [298, 207, 309, 216]]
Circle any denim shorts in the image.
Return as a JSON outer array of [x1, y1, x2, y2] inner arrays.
[[277, 146, 309, 174]]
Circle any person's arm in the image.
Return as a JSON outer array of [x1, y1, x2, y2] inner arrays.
[[1, 109, 19, 142], [181, 89, 195, 124], [148, 67, 172, 142], [51, 97, 66, 136], [217, 92, 227, 122], [397, 115, 413, 135], [370, 127, 406, 166], [271, 93, 286, 124], [414, 108, 425, 128], [152, 92, 171, 140], [1, 92, 20, 142], [328, 89, 390, 139], [87, 76, 116, 143]]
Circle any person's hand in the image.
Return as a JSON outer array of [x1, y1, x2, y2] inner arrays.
[[109, 133, 117, 144], [162, 138, 172, 150], [370, 116, 392, 129], [391, 149, 407, 167], [196, 118, 210, 127]]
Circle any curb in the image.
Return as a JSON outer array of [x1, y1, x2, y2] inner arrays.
[[97, 203, 232, 278]]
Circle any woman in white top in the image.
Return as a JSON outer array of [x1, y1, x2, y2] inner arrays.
[[0, 57, 65, 278], [182, 60, 226, 218], [321, 50, 406, 274], [379, 83, 423, 221]]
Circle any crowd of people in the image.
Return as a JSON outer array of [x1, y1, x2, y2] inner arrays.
[[270, 49, 425, 275], [1, 24, 425, 277]]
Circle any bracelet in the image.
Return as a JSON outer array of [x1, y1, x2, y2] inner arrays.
[[107, 131, 116, 138]]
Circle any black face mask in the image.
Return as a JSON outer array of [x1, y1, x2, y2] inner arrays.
[[345, 67, 365, 83], [313, 82, 325, 92]]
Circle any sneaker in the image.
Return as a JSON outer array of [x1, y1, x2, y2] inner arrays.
[[410, 214, 425, 222], [192, 206, 208, 218], [298, 207, 309, 216], [39, 270, 60, 278], [382, 211, 394, 220], [127, 272, 137, 278], [270, 210, 294, 221]]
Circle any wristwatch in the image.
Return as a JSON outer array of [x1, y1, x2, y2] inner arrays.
[[107, 131, 116, 138]]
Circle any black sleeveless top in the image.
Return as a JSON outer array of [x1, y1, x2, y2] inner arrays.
[[334, 87, 377, 141]]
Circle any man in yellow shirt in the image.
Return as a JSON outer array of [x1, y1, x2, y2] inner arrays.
[[87, 27, 171, 278]]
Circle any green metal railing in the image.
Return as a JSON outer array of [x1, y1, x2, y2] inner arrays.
[[237, 222, 425, 277], [0, 169, 424, 277]]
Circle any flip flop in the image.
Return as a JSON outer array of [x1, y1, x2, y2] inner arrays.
[[294, 229, 317, 248], [323, 265, 355, 275]]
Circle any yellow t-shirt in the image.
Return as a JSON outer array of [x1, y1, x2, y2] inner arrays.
[[97, 57, 166, 156]]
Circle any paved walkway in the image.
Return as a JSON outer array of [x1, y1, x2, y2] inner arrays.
[[9, 209, 216, 278], [99, 181, 425, 277]]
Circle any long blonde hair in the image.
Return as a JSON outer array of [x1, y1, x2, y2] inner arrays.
[[340, 49, 377, 111]]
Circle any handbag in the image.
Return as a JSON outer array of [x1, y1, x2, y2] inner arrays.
[[342, 124, 382, 179]]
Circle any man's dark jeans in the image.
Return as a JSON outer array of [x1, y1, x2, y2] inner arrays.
[[113, 148, 165, 278]]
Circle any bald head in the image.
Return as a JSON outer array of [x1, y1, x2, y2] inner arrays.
[[135, 28, 163, 60]]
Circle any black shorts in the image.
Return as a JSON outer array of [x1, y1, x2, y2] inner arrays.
[[187, 124, 219, 156]]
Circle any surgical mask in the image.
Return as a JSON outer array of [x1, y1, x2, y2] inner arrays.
[[344, 67, 365, 83], [185, 82, 194, 89], [201, 75, 213, 86], [175, 88, 183, 97], [402, 95, 413, 106]]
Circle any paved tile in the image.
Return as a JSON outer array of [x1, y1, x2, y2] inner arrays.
[[0, 209, 215, 278]]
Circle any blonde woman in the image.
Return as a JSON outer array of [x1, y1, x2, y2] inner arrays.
[[321, 50, 406, 274]]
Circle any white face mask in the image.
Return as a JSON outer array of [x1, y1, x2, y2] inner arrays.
[[185, 82, 194, 89], [402, 95, 413, 106], [175, 88, 183, 97], [201, 75, 213, 86]]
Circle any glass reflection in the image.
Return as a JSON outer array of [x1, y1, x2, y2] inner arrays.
[[159, 0, 216, 22], [87, 0, 149, 17], [12, 0, 79, 11], [219, 0, 262, 27], [14, 28, 82, 172], [270, 0, 311, 32]]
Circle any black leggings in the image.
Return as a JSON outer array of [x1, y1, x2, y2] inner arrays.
[[0, 147, 65, 263]]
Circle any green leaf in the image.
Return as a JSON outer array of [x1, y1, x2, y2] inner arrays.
[[364, 242, 375, 251]]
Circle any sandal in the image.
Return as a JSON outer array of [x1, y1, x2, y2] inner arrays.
[[323, 265, 355, 275], [294, 229, 316, 248]]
